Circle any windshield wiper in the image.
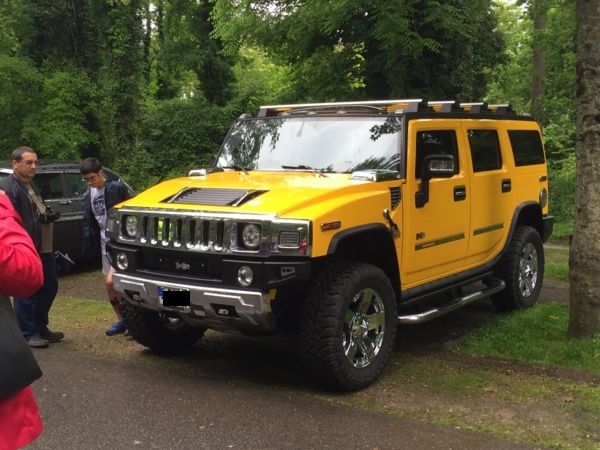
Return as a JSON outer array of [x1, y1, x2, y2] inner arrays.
[[281, 165, 329, 177]]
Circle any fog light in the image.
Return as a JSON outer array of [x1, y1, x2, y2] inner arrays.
[[237, 265, 254, 287], [116, 252, 129, 270]]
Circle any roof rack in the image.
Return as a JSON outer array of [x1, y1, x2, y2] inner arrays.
[[257, 99, 517, 117]]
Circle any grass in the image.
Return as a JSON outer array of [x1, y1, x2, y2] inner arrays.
[[545, 246, 569, 281], [456, 303, 600, 373]]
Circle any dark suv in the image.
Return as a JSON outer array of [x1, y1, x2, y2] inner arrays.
[[0, 161, 133, 267]]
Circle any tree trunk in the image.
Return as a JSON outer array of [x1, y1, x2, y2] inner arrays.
[[530, 0, 547, 119], [568, 0, 600, 338]]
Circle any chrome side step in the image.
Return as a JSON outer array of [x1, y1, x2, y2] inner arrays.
[[397, 279, 506, 325]]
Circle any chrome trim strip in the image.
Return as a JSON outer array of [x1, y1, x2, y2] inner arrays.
[[473, 223, 504, 236], [415, 232, 465, 251], [113, 273, 275, 331]]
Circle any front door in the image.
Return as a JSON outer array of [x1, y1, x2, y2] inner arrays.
[[401, 121, 470, 287]]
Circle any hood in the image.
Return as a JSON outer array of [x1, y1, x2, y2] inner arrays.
[[118, 171, 386, 218]]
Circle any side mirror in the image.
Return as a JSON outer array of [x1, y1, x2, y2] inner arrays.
[[415, 154, 456, 208]]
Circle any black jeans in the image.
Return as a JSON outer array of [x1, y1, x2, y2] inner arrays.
[[13, 253, 58, 339]]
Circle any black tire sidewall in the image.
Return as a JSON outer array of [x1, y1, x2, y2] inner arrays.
[[493, 226, 544, 310], [299, 261, 397, 391]]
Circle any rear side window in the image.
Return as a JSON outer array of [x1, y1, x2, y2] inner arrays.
[[415, 130, 459, 177], [508, 130, 545, 166], [467, 129, 502, 172]]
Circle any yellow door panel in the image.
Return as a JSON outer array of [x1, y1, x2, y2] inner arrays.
[[402, 121, 470, 287]]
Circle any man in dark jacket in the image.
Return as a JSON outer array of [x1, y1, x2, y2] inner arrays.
[[0, 146, 63, 348], [80, 157, 132, 335]]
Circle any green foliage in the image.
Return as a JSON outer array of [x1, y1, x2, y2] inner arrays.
[[548, 154, 575, 238], [457, 303, 600, 372], [213, 0, 505, 101], [153, 0, 235, 104], [231, 47, 292, 112], [0, 55, 42, 155], [118, 98, 235, 189], [22, 68, 99, 160]]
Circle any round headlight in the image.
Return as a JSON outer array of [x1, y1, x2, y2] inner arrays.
[[125, 215, 138, 238], [237, 265, 254, 287], [241, 223, 261, 250], [116, 252, 129, 270]]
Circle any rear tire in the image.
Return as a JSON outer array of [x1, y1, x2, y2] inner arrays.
[[299, 260, 397, 391], [123, 304, 206, 353], [491, 226, 544, 311]]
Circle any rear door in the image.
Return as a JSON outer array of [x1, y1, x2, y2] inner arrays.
[[463, 123, 511, 267]]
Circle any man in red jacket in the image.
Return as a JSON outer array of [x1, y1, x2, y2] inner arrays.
[[0, 190, 44, 449]]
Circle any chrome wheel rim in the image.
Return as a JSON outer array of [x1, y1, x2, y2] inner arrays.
[[342, 288, 386, 368], [518, 243, 538, 297]]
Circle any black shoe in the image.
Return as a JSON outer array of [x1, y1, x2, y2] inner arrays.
[[28, 335, 50, 348], [40, 327, 65, 342]]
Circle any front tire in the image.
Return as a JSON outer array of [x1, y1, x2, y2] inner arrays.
[[299, 260, 397, 391], [123, 304, 206, 353], [491, 225, 544, 311]]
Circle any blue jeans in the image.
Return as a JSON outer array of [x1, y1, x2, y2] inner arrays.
[[14, 252, 59, 339]]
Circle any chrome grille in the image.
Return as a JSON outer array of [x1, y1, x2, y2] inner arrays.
[[135, 213, 228, 252]]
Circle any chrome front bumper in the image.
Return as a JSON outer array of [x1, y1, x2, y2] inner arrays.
[[112, 273, 275, 332]]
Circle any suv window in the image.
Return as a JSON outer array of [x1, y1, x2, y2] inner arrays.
[[508, 130, 545, 166], [34, 173, 64, 199], [467, 129, 502, 172], [415, 130, 459, 177], [66, 173, 87, 197]]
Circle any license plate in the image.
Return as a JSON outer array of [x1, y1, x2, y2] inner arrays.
[[158, 287, 191, 312]]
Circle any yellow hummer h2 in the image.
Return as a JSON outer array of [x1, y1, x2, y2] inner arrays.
[[106, 99, 553, 390]]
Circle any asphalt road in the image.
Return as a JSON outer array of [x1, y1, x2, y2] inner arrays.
[[28, 346, 543, 450]]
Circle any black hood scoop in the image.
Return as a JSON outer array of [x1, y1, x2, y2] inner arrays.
[[164, 188, 267, 207]]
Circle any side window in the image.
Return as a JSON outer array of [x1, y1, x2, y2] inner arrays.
[[415, 130, 459, 178], [66, 173, 88, 197], [33, 173, 64, 200], [508, 130, 545, 166], [467, 129, 502, 172]]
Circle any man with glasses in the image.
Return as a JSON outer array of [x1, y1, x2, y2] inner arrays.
[[0, 146, 64, 348], [80, 157, 131, 336]]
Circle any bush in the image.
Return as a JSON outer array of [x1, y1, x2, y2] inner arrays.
[[548, 154, 575, 238]]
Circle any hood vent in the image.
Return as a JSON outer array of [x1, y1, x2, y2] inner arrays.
[[165, 188, 267, 207], [390, 187, 401, 209]]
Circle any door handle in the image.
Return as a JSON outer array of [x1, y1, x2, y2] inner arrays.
[[501, 179, 512, 193], [454, 185, 467, 201], [58, 200, 71, 205]]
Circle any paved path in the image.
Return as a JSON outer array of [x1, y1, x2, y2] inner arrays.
[[28, 347, 543, 450]]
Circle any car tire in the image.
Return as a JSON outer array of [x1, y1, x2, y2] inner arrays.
[[123, 304, 206, 353], [491, 225, 545, 311], [299, 260, 397, 391]]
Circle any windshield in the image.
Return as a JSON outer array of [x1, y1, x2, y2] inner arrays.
[[216, 116, 401, 173]]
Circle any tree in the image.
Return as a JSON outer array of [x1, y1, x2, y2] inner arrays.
[[568, 0, 600, 338], [530, 0, 548, 119], [213, 0, 505, 102]]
